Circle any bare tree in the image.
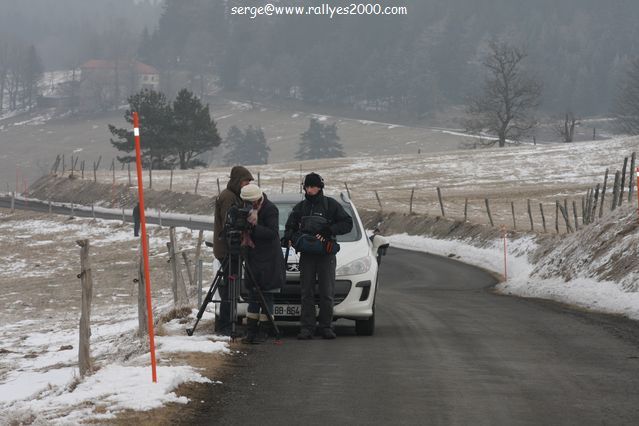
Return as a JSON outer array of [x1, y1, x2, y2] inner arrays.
[[465, 41, 542, 147], [554, 111, 579, 142], [615, 58, 639, 135]]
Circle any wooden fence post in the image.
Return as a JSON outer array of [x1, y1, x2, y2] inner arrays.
[[217, 178, 221, 195], [484, 198, 494, 226], [195, 173, 200, 194], [344, 182, 351, 199], [612, 172, 620, 211], [409, 187, 415, 215], [148, 166, 152, 189], [620, 157, 628, 206], [197, 259, 204, 307], [168, 227, 188, 306], [511, 201, 516, 230], [555, 200, 560, 233], [375, 190, 383, 211], [170, 168, 174, 191], [581, 196, 586, 225], [182, 252, 194, 287], [539, 203, 546, 232], [464, 198, 469, 222], [572, 200, 579, 231], [137, 242, 148, 338], [76, 239, 93, 377], [62, 154, 66, 175], [81, 160, 85, 179], [599, 169, 609, 218], [592, 184, 600, 220], [258, 172, 261, 187], [559, 203, 573, 233], [527, 199, 533, 231], [128, 163, 132, 186], [437, 187, 445, 217], [193, 230, 204, 281], [281, 177, 285, 193], [111, 159, 115, 184]]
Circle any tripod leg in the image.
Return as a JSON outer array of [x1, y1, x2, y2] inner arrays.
[[227, 254, 242, 340], [186, 256, 228, 336]]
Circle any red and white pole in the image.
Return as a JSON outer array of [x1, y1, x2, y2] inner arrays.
[[133, 112, 158, 383], [636, 166, 639, 220]]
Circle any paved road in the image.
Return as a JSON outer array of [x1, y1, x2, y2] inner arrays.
[[185, 248, 639, 425]]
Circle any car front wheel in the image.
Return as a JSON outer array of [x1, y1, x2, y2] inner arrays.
[[355, 307, 375, 336]]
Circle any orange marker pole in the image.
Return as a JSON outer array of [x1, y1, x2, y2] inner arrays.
[[133, 112, 158, 383], [636, 167, 639, 220]]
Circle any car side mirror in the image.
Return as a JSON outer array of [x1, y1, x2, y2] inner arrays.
[[371, 234, 390, 264]]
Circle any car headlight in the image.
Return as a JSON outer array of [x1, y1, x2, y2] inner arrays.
[[336, 256, 372, 276]]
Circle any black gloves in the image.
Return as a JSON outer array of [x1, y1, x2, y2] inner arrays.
[[319, 225, 333, 239]]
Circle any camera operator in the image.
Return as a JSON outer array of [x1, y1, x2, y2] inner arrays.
[[213, 166, 254, 335], [284, 173, 353, 340], [239, 184, 285, 344]]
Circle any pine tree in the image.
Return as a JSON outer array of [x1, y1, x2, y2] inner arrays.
[[109, 89, 174, 168], [224, 125, 270, 166], [172, 88, 221, 169], [296, 118, 344, 160]]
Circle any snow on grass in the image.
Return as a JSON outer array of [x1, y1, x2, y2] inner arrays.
[[0, 214, 229, 423]]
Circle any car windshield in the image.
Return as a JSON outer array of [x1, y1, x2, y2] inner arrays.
[[275, 201, 361, 242]]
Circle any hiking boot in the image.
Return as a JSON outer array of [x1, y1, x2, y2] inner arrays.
[[321, 328, 336, 340], [242, 318, 263, 344], [297, 328, 314, 340]]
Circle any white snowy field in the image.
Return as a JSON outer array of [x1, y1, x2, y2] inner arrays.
[[0, 210, 230, 424], [94, 136, 639, 231]]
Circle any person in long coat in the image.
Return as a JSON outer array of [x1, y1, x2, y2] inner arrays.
[[240, 183, 285, 343]]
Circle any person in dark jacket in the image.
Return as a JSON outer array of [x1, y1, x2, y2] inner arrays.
[[284, 172, 353, 340], [213, 165, 254, 335], [240, 183, 285, 344], [132, 203, 140, 237]]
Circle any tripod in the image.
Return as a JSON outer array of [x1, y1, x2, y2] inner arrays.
[[186, 243, 281, 340]]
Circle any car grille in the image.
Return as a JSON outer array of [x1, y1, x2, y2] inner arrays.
[[272, 280, 351, 304]]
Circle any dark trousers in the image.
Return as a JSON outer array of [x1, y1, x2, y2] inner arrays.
[[299, 253, 336, 331], [247, 288, 274, 317], [134, 220, 140, 237]]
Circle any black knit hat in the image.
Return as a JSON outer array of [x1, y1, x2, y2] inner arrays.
[[303, 172, 324, 189]]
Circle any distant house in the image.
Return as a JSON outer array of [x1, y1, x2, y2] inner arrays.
[[79, 60, 160, 111]]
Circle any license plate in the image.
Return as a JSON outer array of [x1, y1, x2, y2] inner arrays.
[[273, 304, 301, 317]]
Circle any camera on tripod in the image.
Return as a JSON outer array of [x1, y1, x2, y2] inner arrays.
[[223, 205, 252, 255]]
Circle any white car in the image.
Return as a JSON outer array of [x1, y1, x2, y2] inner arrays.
[[215, 193, 389, 336]]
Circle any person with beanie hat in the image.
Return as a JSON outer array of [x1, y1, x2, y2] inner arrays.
[[213, 165, 254, 336], [284, 172, 353, 340], [239, 184, 284, 344]]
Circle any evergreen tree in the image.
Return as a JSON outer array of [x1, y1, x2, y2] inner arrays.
[[109, 89, 174, 168], [296, 118, 344, 160], [172, 88, 221, 169], [23, 45, 43, 109], [224, 125, 270, 166], [614, 58, 639, 135]]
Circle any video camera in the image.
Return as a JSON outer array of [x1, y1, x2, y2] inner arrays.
[[223, 205, 252, 255], [225, 205, 252, 231]]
